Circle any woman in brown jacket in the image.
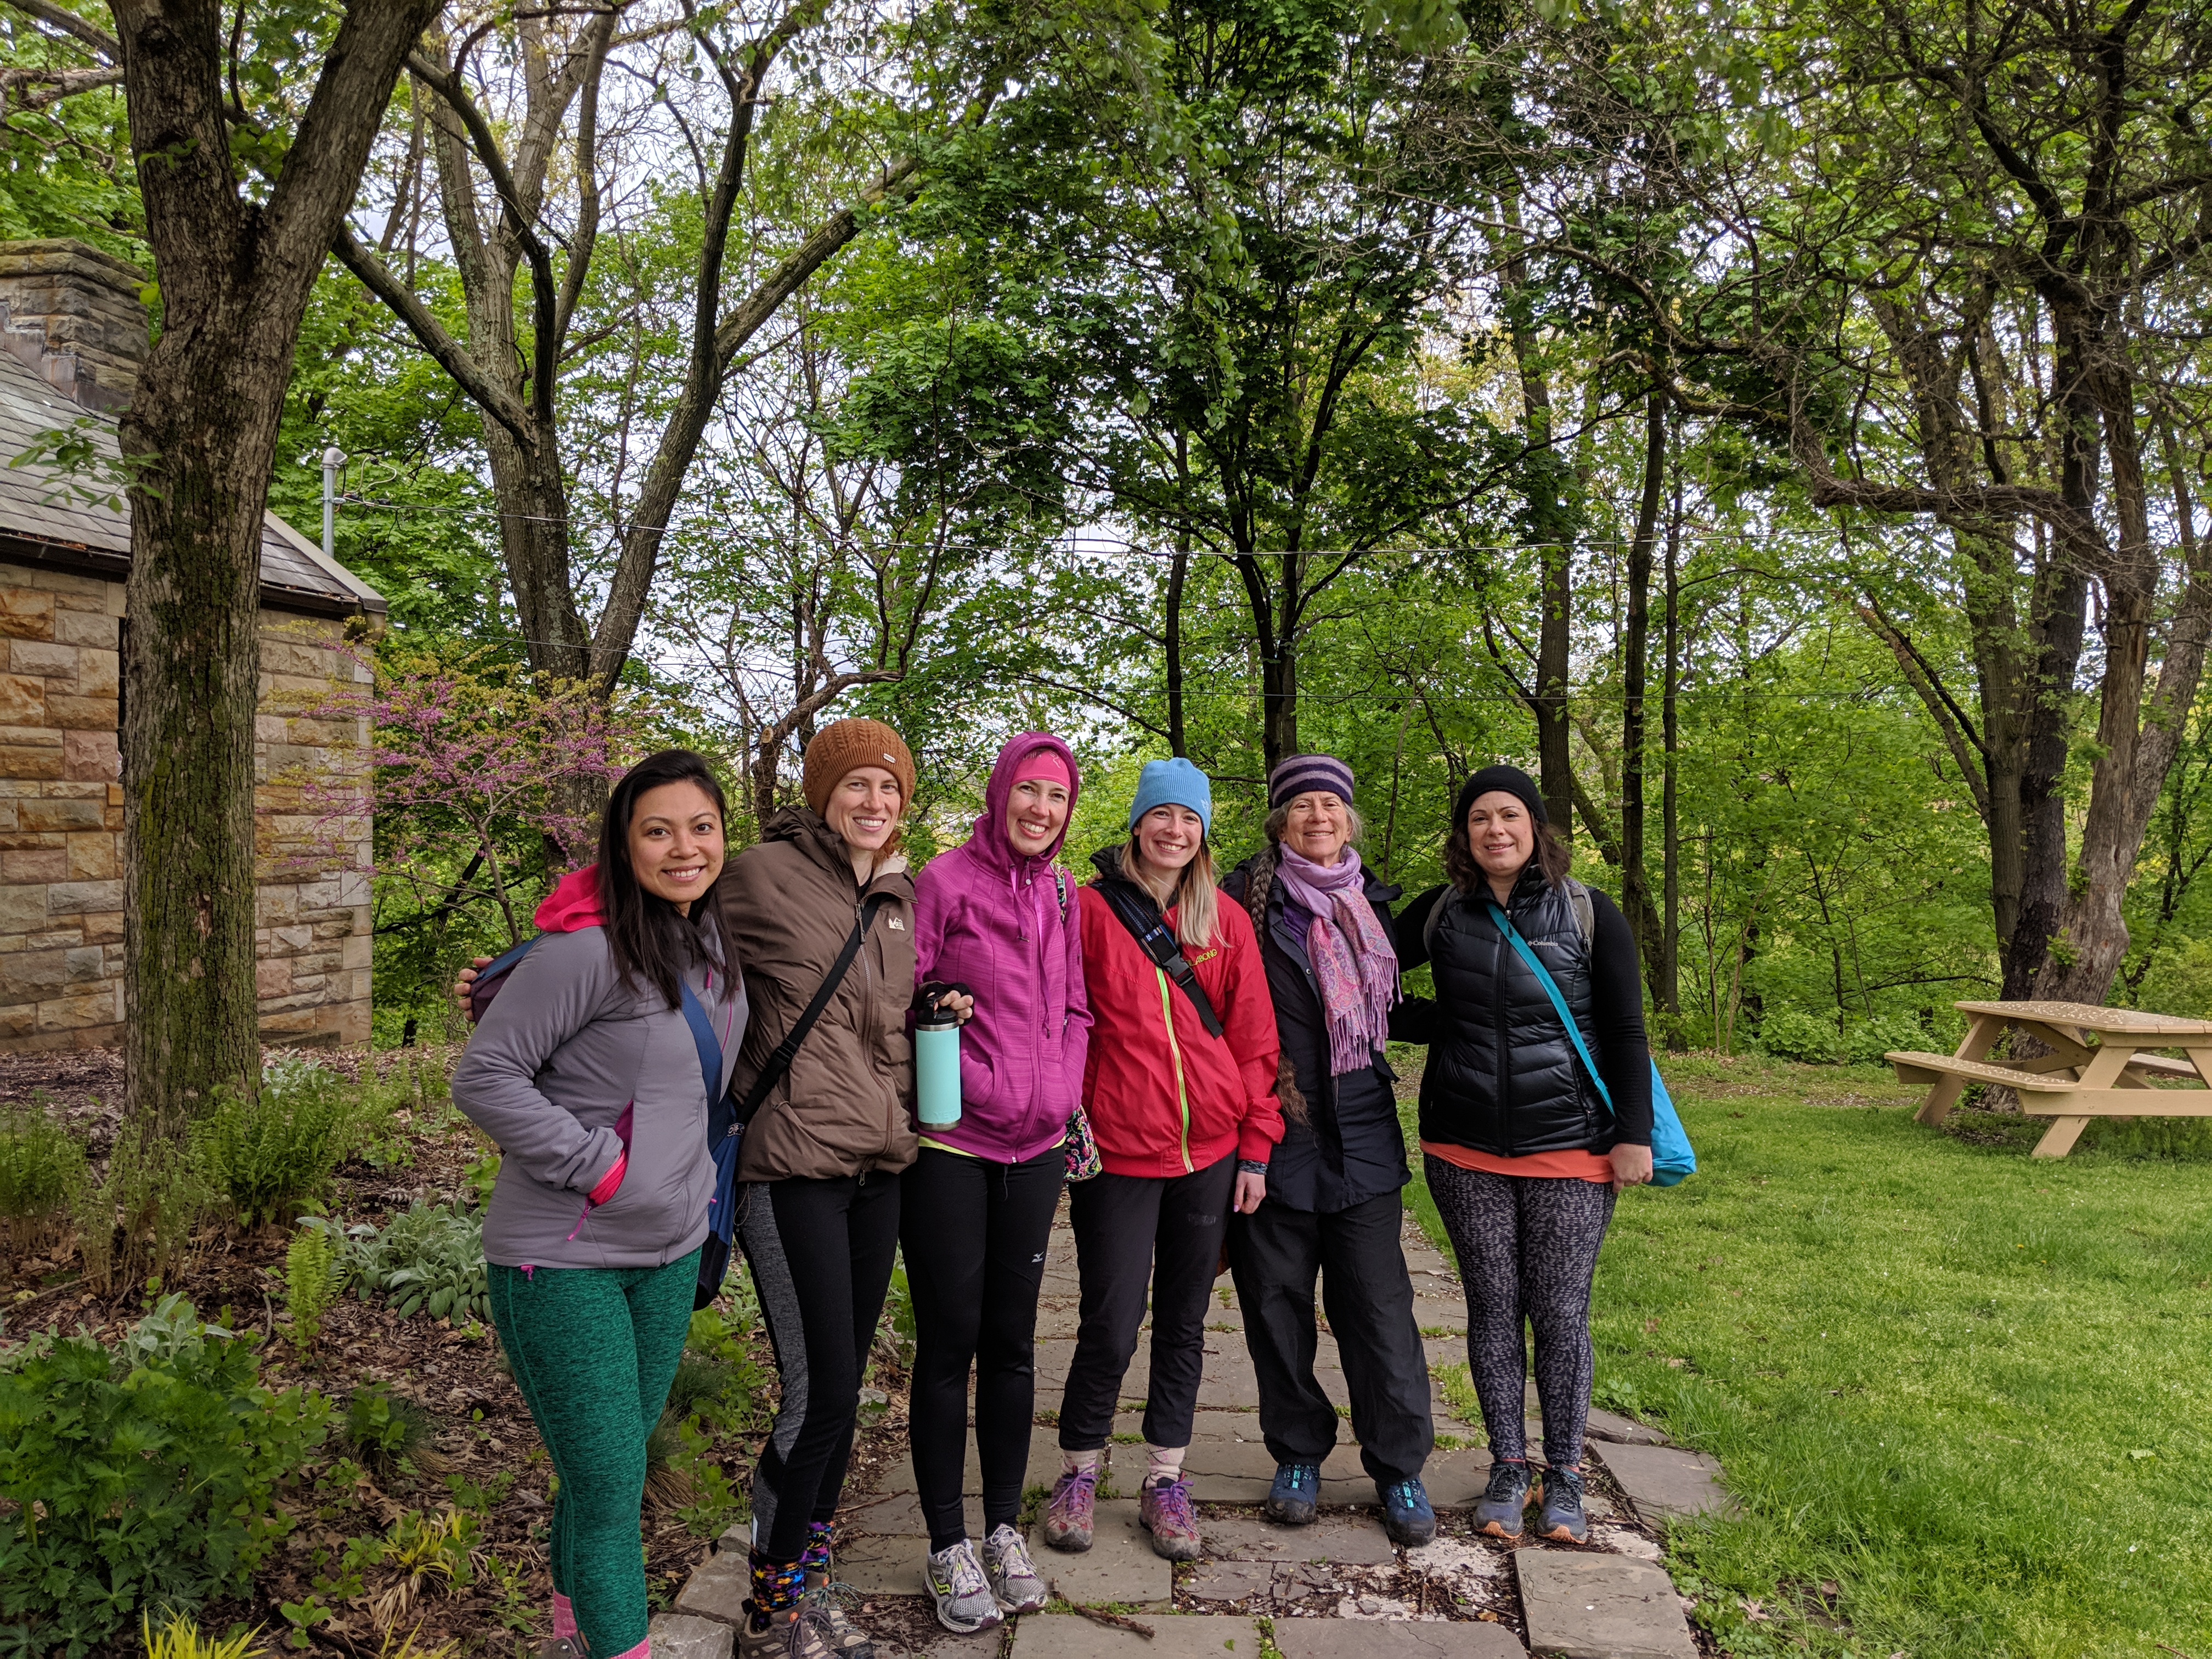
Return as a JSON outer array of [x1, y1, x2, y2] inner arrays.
[[721, 718, 942, 1659]]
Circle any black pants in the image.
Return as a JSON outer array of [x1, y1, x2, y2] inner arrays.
[[1423, 1156, 1615, 1469], [901, 1144, 1066, 1548], [1226, 1188, 1434, 1484], [740, 1170, 901, 1559], [1059, 1153, 1237, 1453]]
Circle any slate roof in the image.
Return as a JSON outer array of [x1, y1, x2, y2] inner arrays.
[[0, 338, 386, 617]]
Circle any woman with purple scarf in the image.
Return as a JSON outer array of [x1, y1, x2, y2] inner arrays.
[[1221, 754, 1436, 1547]]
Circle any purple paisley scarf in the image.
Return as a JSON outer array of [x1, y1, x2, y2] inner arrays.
[[1273, 844, 1398, 1075]]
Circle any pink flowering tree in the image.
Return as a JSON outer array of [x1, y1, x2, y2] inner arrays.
[[290, 648, 643, 1026]]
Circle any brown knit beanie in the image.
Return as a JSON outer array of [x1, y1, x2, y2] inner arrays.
[[802, 718, 916, 817]]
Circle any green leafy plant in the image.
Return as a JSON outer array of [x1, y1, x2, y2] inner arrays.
[[71, 1131, 214, 1295], [0, 1296, 329, 1656], [283, 1217, 343, 1352], [366, 1509, 479, 1627], [0, 1097, 87, 1255], [192, 1059, 364, 1229], [341, 1383, 448, 1481], [343, 1200, 489, 1323]]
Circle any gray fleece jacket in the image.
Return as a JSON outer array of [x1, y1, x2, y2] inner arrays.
[[452, 927, 746, 1269]]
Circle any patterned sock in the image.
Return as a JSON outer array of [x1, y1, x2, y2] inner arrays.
[[802, 1521, 834, 1579], [749, 1549, 806, 1627], [1060, 1448, 1099, 1476], [550, 1590, 577, 1640], [1145, 1443, 1186, 1484]]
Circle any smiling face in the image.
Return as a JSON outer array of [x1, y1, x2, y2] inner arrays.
[[1134, 803, 1205, 872], [1007, 777, 1072, 857], [825, 765, 903, 854], [1465, 790, 1536, 884], [627, 780, 726, 914], [1281, 790, 1352, 865]]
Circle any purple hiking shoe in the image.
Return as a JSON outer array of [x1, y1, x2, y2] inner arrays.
[[1042, 1464, 1097, 1553], [1138, 1476, 1202, 1561]]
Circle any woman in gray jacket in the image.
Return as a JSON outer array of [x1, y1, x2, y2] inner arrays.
[[452, 750, 745, 1659]]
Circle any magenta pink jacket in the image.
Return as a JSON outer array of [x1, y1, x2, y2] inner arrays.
[[911, 732, 1091, 1163]]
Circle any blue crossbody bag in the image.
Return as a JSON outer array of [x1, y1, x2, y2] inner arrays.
[[1483, 898, 1696, 1186]]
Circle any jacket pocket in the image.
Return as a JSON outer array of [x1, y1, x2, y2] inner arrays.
[[960, 1050, 998, 1110]]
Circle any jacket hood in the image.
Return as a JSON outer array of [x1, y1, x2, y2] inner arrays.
[[971, 732, 1082, 874], [534, 865, 605, 932]]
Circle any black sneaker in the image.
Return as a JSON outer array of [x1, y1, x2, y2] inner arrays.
[[1534, 1463, 1588, 1543], [1473, 1458, 1531, 1539]]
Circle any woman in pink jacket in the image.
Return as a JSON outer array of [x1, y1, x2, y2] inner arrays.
[[902, 733, 1091, 1633]]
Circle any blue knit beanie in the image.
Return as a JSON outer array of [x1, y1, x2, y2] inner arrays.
[[1127, 757, 1213, 836]]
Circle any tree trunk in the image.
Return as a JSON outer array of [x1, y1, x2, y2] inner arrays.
[[1166, 544, 1189, 758], [1620, 390, 1664, 985], [1658, 443, 1682, 1018], [112, 0, 439, 1143]]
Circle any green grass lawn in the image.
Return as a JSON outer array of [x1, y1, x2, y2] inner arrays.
[[1395, 1051, 2212, 1658]]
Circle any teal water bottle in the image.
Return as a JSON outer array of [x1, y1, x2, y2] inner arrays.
[[915, 1002, 962, 1128]]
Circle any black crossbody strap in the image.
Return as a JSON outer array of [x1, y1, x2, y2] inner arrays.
[[735, 892, 891, 1126], [1096, 877, 1225, 1039]]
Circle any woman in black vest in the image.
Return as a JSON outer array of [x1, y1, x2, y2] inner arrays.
[[1395, 765, 1651, 1545]]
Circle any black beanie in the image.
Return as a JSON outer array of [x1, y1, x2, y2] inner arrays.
[[1454, 764, 1547, 826]]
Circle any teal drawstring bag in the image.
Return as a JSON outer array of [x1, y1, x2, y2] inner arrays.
[[1485, 899, 1696, 1187]]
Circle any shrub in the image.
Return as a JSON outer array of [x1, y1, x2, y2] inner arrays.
[[343, 1201, 489, 1324], [1754, 1006, 1844, 1064], [1841, 1013, 1932, 1065], [193, 1060, 363, 1229], [74, 1132, 215, 1294], [0, 1296, 329, 1656], [283, 1218, 342, 1352], [0, 1098, 87, 1255], [341, 1384, 447, 1481]]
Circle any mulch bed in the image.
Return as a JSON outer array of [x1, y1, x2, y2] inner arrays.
[[1, 1047, 909, 1658]]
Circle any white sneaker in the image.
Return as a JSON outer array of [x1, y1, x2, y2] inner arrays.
[[981, 1523, 1049, 1612], [923, 1539, 1002, 1634]]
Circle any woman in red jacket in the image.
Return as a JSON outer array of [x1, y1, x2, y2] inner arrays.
[[1041, 758, 1282, 1563]]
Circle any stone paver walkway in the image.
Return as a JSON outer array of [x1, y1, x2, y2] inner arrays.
[[655, 1200, 1728, 1656]]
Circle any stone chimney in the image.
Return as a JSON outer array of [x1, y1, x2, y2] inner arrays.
[[0, 238, 149, 411]]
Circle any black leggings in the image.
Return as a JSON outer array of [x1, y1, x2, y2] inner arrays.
[[901, 1144, 1065, 1549], [1058, 1154, 1237, 1453], [741, 1171, 901, 1560], [1423, 1156, 1615, 1469]]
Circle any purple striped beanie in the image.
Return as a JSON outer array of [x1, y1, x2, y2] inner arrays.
[[1269, 753, 1355, 810]]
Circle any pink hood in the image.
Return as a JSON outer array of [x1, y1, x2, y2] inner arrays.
[[535, 865, 606, 932], [968, 731, 1082, 875]]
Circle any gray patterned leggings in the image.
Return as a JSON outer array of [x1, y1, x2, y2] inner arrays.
[[1424, 1156, 1616, 1469]]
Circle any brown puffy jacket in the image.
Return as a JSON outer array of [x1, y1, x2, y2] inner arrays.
[[721, 806, 919, 1181]]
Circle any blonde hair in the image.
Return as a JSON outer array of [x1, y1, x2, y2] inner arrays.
[[1128, 833, 1220, 951]]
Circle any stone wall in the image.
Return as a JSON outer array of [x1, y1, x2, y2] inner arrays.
[[0, 565, 374, 1051]]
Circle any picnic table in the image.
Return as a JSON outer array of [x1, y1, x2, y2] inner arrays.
[[1888, 1000, 2212, 1158]]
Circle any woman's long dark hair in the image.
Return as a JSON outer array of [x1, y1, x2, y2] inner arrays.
[[1443, 808, 1571, 893], [597, 749, 729, 1008]]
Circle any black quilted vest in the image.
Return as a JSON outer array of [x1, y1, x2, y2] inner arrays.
[[1416, 868, 1613, 1156]]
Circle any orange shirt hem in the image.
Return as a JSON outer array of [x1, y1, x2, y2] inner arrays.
[[1419, 1139, 1613, 1185]]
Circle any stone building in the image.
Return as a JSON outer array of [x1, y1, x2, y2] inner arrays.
[[0, 239, 386, 1052]]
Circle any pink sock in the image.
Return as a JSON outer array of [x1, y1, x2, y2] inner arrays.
[[604, 1641, 650, 1659], [550, 1592, 577, 1641]]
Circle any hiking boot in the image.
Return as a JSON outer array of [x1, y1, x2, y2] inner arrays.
[[738, 1604, 839, 1659], [1041, 1464, 1098, 1553], [923, 1539, 1002, 1634], [1265, 1460, 1320, 1526], [1138, 1475, 1203, 1561], [1378, 1475, 1437, 1547], [1473, 1458, 1531, 1539], [800, 1547, 875, 1658], [1534, 1463, 1588, 1543], [533, 1643, 580, 1659], [981, 1522, 1049, 1612]]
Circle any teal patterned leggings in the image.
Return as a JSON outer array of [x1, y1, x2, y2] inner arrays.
[[488, 1250, 699, 1655]]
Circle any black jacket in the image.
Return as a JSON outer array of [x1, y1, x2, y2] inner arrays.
[[1395, 866, 1652, 1156], [1224, 850, 1408, 1214]]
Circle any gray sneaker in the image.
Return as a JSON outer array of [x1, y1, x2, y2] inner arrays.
[[923, 1539, 1003, 1634], [1474, 1458, 1531, 1539], [981, 1522, 1048, 1612]]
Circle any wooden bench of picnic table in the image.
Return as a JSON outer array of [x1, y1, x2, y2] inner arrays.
[[1889, 1000, 2212, 1158]]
